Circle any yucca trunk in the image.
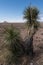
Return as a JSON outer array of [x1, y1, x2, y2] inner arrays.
[[28, 25, 34, 56]]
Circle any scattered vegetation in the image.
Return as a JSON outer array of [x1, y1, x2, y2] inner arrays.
[[0, 5, 41, 65]]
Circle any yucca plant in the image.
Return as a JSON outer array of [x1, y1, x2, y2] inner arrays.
[[4, 25, 24, 65], [24, 6, 40, 55]]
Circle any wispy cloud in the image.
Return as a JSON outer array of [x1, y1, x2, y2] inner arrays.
[[39, 14, 43, 22], [0, 15, 25, 23]]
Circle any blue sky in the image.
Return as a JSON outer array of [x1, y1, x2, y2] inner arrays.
[[0, 0, 43, 23]]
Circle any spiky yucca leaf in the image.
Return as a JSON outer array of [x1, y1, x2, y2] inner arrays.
[[24, 6, 40, 32], [4, 26, 24, 65]]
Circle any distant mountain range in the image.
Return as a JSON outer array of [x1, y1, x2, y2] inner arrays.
[[0, 22, 43, 28]]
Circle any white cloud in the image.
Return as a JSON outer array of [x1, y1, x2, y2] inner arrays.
[[0, 15, 25, 23], [39, 17, 43, 22], [38, 14, 43, 22]]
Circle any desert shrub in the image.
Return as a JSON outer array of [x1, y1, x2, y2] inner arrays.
[[4, 25, 24, 65]]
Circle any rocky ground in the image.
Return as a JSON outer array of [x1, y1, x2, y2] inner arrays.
[[0, 23, 43, 65]]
